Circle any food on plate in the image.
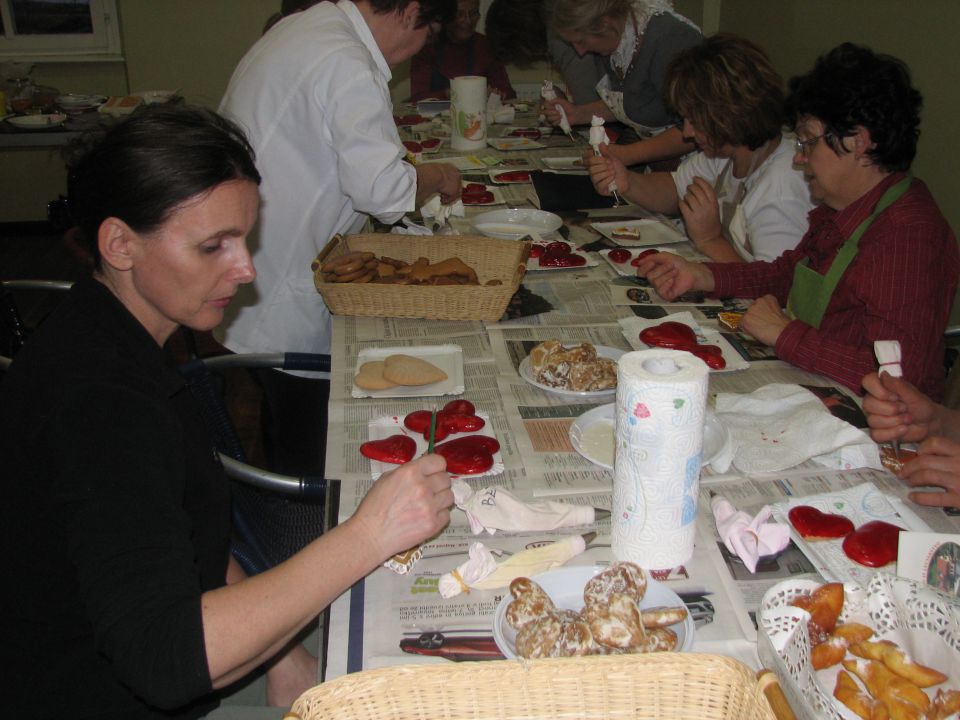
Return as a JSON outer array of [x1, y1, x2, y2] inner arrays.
[[788, 505, 856, 540], [354, 360, 399, 390], [402, 140, 422, 155], [505, 563, 687, 659], [492, 170, 531, 183], [842, 657, 931, 716], [879, 445, 919, 474], [315, 252, 488, 285], [462, 190, 495, 205], [463, 182, 487, 193], [789, 581, 844, 644], [528, 339, 617, 392], [404, 400, 485, 441], [849, 640, 948, 688], [630, 249, 659, 266], [360, 434, 417, 465], [841, 520, 903, 568], [432, 434, 500, 475], [931, 689, 960, 720], [611, 225, 642, 241], [421, 137, 441, 149], [811, 622, 875, 669], [394, 113, 425, 125], [381, 354, 448, 386], [607, 248, 631, 264], [638, 321, 727, 369], [834, 669, 888, 720], [507, 128, 541, 139], [538, 241, 587, 268], [718, 311, 745, 331]]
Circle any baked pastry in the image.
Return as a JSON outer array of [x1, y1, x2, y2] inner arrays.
[[610, 226, 642, 241], [381, 354, 447, 386], [528, 339, 617, 392]]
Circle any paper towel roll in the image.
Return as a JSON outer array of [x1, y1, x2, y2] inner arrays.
[[612, 349, 709, 570], [450, 75, 487, 150]]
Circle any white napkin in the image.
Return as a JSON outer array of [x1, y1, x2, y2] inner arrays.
[[711, 494, 790, 573], [438, 535, 588, 598], [420, 195, 465, 231], [875, 340, 903, 379], [541, 80, 571, 135], [390, 216, 434, 235], [714, 383, 882, 473], [452, 479, 595, 534], [486, 91, 515, 124]]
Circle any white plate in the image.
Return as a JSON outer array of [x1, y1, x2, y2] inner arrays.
[[365, 413, 502, 480], [473, 208, 562, 240], [569, 404, 730, 471], [541, 156, 587, 172], [492, 565, 695, 659], [6, 113, 67, 130], [461, 182, 505, 206], [519, 345, 624, 398], [352, 344, 464, 398], [487, 136, 546, 151], [591, 219, 685, 247], [133, 89, 177, 104], [526, 239, 597, 271], [416, 99, 450, 116], [56, 93, 106, 112], [621, 313, 750, 373]]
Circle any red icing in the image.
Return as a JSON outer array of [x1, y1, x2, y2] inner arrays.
[[494, 170, 531, 183], [403, 403, 485, 441], [443, 399, 475, 416], [421, 138, 441, 149], [639, 321, 698, 349], [462, 190, 495, 205], [433, 435, 501, 475], [508, 128, 541, 139], [463, 183, 487, 193], [528, 245, 544, 258], [539, 242, 586, 267], [360, 435, 416, 465], [607, 248, 631, 264], [630, 249, 659, 266], [402, 140, 422, 154], [842, 520, 903, 567], [689, 345, 726, 369], [788, 506, 855, 540]]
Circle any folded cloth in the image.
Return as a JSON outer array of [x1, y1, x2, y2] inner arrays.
[[541, 80, 571, 136], [452, 479, 595, 534], [438, 534, 587, 598], [711, 494, 789, 573], [714, 383, 882, 474], [390, 216, 434, 235]]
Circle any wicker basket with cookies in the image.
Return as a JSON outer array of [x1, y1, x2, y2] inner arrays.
[[312, 233, 529, 321]]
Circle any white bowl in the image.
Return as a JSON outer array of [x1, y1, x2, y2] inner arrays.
[[6, 113, 67, 130], [492, 564, 695, 659], [472, 208, 562, 240]]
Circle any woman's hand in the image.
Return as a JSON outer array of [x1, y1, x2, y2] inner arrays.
[[678, 177, 724, 252], [899, 435, 960, 508], [635, 252, 714, 300], [739, 295, 790, 347], [541, 96, 580, 127], [586, 146, 630, 197], [352, 454, 453, 560], [862, 372, 940, 444]]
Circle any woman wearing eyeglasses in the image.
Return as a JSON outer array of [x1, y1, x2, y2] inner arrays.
[[635, 43, 959, 401], [409, 0, 516, 102]]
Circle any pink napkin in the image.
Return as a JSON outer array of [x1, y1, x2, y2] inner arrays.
[[710, 494, 790, 573]]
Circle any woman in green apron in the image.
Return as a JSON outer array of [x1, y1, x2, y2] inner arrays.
[[634, 43, 958, 400], [542, 0, 700, 168]]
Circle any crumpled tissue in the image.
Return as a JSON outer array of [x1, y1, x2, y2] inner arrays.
[[711, 494, 790, 573], [420, 194, 464, 233], [486, 91, 515, 124], [541, 80, 571, 136], [452, 479, 595, 534], [438, 534, 588, 598], [714, 383, 882, 474], [390, 216, 434, 235]]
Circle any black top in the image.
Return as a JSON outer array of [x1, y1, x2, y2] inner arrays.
[[0, 277, 231, 718]]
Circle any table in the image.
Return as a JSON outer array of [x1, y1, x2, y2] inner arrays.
[[317, 116, 959, 683]]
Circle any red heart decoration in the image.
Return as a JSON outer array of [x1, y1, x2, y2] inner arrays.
[[689, 346, 727, 369], [494, 170, 531, 183], [539, 242, 586, 267], [402, 140, 422, 154], [639, 321, 698, 350], [528, 245, 544, 258], [403, 402, 485, 441], [607, 248, 631, 264], [443, 399, 475, 415], [842, 520, 903, 567], [508, 128, 541, 139], [788, 506, 855, 540], [433, 435, 500, 475], [464, 183, 487, 193], [421, 138, 441, 149], [630, 249, 659, 267], [462, 191, 495, 205], [360, 434, 417, 465]]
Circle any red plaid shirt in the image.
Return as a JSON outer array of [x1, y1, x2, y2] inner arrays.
[[709, 172, 959, 399]]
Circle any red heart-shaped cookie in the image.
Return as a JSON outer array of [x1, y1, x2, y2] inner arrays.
[[402, 140, 422, 154], [421, 137, 441, 149], [788, 506, 855, 540], [433, 435, 501, 475], [688, 346, 727, 369], [842, 520, 902, 567], [360, 434, 417, 465], [630, 249, 659, 267], [607, 248, 631, 264], [462, 191, 495, 205], [639, 321, 698, 350], [442, 399, 475, 416]]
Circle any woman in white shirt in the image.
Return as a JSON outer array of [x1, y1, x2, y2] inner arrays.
[[588, 34, 814, 262]]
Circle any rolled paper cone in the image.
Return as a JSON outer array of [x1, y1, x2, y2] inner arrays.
[[469, 534, 587, 589], [450, 75, 487, 150], [612, 349, 709, 570]]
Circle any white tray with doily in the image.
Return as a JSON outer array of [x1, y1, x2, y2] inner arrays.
[[757, 573, 960, 720]]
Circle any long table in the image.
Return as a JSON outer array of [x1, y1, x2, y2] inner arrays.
[[317, 117, 959, 684]]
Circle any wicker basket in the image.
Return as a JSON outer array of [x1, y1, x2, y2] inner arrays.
[[312, 233, 529, 322], [285, 654, 790, 720]]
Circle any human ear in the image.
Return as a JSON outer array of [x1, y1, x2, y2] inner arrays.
[[852, 126, 876, 161], [401, 1, 420, 27], [97, 217, 137, 272]]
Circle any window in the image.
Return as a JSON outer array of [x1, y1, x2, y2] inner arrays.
[[0, 0, 121, 61]]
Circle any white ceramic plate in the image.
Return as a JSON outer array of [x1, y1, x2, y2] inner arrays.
[[591, 219, 686, 247], [492, 565, 695, 659], [365, 412, 502, 480], [416, 99, 450, 116], [473, 208, 562, 240], [487, 136, 546, 151], [519, 345, 624, 398], [541, 156, 587, 172], [622, 314, 750, 373], [569, 404, 730, 471], [6, 113, 67, 130], [352, 344, 464, 398]]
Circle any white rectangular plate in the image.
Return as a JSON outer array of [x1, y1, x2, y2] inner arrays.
[[352, 345, 464, 398], [619, 312, 750, 372], [487, 136, 546, 151], [591, 218, 686, 246], [541, 156, 587, 172], [365, 413, 503, 480]]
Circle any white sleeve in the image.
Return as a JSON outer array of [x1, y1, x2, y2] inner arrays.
[[670, 151, 719, 197], [742, 155, 814, 262]]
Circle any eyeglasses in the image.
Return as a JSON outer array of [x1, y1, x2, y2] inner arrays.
[[794, 133, 825, 157]]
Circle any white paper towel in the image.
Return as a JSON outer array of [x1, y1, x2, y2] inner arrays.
[[612, 349, 709, 570], [450, 75, 487, 150]]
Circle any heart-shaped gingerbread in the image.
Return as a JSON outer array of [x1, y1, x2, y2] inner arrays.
[[354, 361, 399, 391], [788, 505, 855, 540], [689, 345, 727, 369], [432, 435, 500, 474], [360, 434, 416, 465], [842, 520, 903, 567], [639, 321, 698, 349]]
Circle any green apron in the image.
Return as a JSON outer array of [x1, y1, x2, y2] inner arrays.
[[786, 176, 912, 328]]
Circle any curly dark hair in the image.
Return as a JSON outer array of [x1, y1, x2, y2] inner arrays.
[[665, 34, 784, 151], [486, 0, 549, 65], [785, 43, 922, 172], [369, 0, 455, 26]]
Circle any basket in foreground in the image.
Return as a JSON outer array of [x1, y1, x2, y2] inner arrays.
[[286, 654, 781, 720], [312, 233, 528, 322]]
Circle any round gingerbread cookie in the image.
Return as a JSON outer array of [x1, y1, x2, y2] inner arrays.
[[515, 614, 563, 658]]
